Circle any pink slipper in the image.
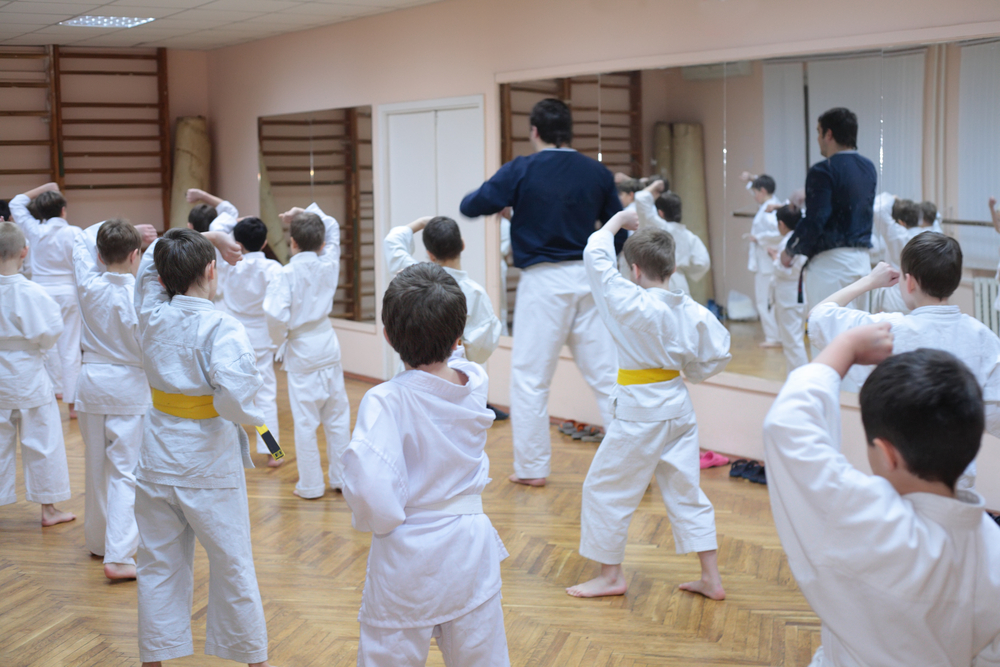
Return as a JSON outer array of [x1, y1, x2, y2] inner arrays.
[[700, 451, 730, 469]]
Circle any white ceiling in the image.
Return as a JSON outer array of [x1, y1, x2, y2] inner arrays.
[[0, 0, 442, 50]]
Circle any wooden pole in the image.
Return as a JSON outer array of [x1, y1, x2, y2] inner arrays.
[[156, 48, 172, 230]]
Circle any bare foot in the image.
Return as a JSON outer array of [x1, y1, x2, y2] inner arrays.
[[678, 577, 726, 600], [266, 457, 284, 468], [41, 504, 76, 526], [104, 562, 137, 580], [249, 661, 272, 667], [293, 489, 323, 499], [758, 341, 782, 349], [141, 662, 162, 667], [55, 393, 63, 401], [508, 474, 546, 487], [567, 564, 627, 598]]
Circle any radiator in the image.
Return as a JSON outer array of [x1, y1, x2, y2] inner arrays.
[[973, 277, 1000, 336]]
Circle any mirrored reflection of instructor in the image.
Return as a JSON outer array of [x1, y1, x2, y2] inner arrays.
[[460, 98, 625, 487], [782, 107, 877, 311]]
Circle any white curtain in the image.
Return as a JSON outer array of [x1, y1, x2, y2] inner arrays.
[[956, 40, 1000, 270], [762, 62, 807, 201]]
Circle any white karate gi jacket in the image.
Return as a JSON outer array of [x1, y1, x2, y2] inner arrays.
[[73, 222, 150, 416], [263, 203, 341, 375], [342, 359, 508, 628], [217, 252, 282, 353], [0, 274, 63, 409], [808, 301, 1000, 439], [134, 240, 264, 489], [8, 194, 77, 287], [872, 193, 927, 269], [584, 228, 731, 422], [633, 191, 710, 295], [763, 363, 1000, 667], [747, 194, 782, 275], [383, 226, 502, 364], [771, 232, 806, 307]]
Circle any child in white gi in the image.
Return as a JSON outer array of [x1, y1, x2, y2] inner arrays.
[[133, 228, 271, 666], [74, 219, 155, 580], [263, 204, 349, 499], [868, 194, 925, 314], [653, 192, 711, 296], [741, 173, 783, 346], [567, 210, 731, 599], [217, 217, 283, 466], [383, 215, 502, 366], [808, 232, 1000, 490], [9, 182, 82, 418], [763, 324, 1000, 666], [343, 263, 509, 667], [767, 204, 808, 374], [0, 221, 75, 527], [185, 187, 239, 232]]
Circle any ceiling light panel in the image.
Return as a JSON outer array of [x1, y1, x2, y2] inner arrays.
[[59, 15, 156, 28]]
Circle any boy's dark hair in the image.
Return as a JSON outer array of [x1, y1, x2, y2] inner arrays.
[[859, 348, 982, 490], [616, 178, 642, 195], [920, 201, 938, 225], [290, 211, 325, 253], [382, 263, 466, 368], [529, 98, 573, 147], [96, 218, 142, 265], [899, 232, 962, 299], [891, 199, 920, 229], [422, 216, 463, 262], [752, 174, 776, 194], [33, 191, 67, 221], [153, 228, 216, 299], [233, 217, 268, 253], [0, 221, 26, 260], [187, 204, 217, 233], [775, 203, 801, 231], [818, 107, 859, 149], [655, 192, 683, 222], [0, 199, 9, 220], [642, 174, 669, 191], [623, 228, 675, 281]]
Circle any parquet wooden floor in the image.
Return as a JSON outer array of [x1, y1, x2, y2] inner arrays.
[[0, 370, 820, 666]]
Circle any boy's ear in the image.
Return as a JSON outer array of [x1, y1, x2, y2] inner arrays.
[[205, 259, 216, 283], [461, 240, 466, 252], [872, 437, 903, 472], [261, 239, 268, 251], [427, 251, 438, 263], [631, 263, 642, 284], [20, 246, 28, 260], [903, 273, 919, 295]]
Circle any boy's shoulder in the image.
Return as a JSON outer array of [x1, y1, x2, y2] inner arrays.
[[3, 274, 51, 299]]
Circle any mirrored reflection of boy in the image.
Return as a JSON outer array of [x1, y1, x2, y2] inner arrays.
[[764, 325, 1000, 666], [768, 204, 808, 375]]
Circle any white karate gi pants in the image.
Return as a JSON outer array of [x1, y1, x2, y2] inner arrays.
[[580, 413, 717, 564], [0, 401, 71, 505], [135, 475, 268, 664], [287, 363, 351, 497], [357, 592, 509, 667], [510, 261, 616, 479], [803, 248, 870, 313], [254, 349, 280, 455], [774, 298, 808, 374], [44, 285, 82, 404], [80, 411, 142, 564], [754, 270, 780, 344]]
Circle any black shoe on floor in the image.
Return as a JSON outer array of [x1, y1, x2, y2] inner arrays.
[[488, 404, 509, 421]]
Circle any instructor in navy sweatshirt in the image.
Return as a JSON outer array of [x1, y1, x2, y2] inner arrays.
[[461, 98, 624, 487]]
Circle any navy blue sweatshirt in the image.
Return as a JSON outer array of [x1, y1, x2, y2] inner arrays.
[[787, 150, 877, 259], [460, 148, 625, 268]]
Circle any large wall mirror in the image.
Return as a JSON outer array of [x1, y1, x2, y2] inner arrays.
[[500, 38, 1000, 383], [258, 105, 375, 321]]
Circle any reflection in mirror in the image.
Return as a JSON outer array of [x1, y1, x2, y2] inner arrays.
[[258, 106, 375, 321]]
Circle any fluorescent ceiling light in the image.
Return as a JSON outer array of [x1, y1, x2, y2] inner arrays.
[[59, 16, 156, 28]]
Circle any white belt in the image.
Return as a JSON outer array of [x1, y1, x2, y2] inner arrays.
[[0, 339, 37, 351], [404, 494, 483, 517], [33, 274, 75, 286], [83, 351, 142, 368], [288, 316, 332, 340]]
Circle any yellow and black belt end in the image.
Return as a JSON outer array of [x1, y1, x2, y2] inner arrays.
[[255, 425, 284, 460]]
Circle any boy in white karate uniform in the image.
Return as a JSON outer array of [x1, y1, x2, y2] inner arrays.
[[0, 222, 75, 527], [868, 194, 924, 314], [567, 210, 731, 599], [74, 219, 155, 580], [741, 173, 783, 346], [217, 217, 283, 465], [383, 215, 502, 367], [343, 263, 509, 667], [264, 204, 349, 499], [808, 233, 1000, 491], [9, 182, 82, 417], [767, 204, 808, 374], [133, 228, 271, 667], [186, 187, 240, 232], [653, 192, 711, 297], [763, 324, 1000, 666]]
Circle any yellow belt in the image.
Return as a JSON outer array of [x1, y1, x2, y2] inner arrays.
[[151, 388, 219, 420], [617, 368, 681, 385]]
